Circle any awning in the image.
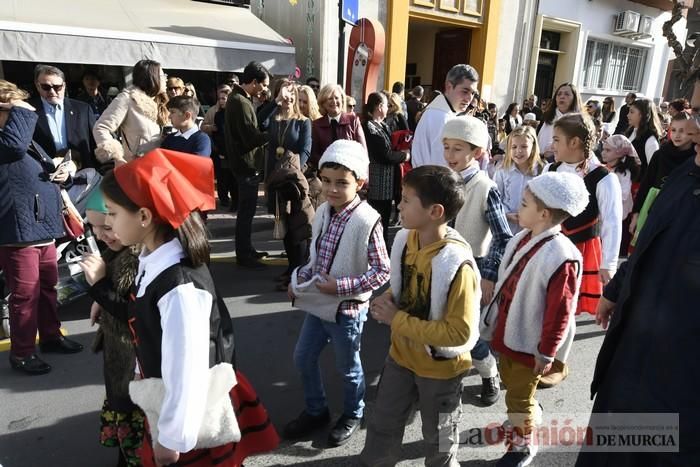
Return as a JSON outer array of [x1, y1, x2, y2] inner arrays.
[[0, 0, 296, 74]]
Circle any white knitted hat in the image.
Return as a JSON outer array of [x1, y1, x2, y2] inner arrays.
[[441, 116, 489, 149], [527, 172, 589, 217], [319, 139, 369, 180]]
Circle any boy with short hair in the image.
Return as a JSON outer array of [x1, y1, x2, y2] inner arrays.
[[443, 116, 513, 405], [285, 139, 390, 447], [480, 172, 586, 466], [161, 95, 211, 157], [360, 165, 481, 467]]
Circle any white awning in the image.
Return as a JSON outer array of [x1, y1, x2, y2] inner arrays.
[[0, 0, 296, 74]]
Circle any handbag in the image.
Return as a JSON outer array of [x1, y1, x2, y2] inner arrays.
[[129, 363, 241, 449], [59, 189, 85, 241], [272, 195, 287, 240], [391, 129, 413, 178]]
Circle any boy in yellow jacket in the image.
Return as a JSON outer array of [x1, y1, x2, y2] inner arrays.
[[360, 165, 481, 467]]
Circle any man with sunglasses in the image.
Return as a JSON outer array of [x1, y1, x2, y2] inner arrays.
[[29, 64, 97, 169]]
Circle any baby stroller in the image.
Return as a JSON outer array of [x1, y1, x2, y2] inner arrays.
[[56, 168, 103, 306]]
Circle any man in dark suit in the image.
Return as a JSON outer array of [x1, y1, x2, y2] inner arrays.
[[29, 64, 97, 169]]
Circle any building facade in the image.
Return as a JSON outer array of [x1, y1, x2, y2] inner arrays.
[[252, 0, 502, 101], [489, 0, 690, 112]]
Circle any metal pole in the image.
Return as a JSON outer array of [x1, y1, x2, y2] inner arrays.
[[338, 1, 345, 86]]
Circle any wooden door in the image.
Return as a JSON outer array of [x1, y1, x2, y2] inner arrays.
[[432, 28, 471, 92]]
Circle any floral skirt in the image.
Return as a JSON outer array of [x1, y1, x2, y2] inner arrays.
[[99, 399, 146, 466]]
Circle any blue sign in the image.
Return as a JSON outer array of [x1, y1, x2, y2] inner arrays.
[[341, 0, 359, 25]]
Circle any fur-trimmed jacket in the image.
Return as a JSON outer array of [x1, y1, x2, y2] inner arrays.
[[93, 86, 162, 163], [88, 245, 140, 411]]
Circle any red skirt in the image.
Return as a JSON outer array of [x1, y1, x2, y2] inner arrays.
[[139, 371, 279, 467], [574, 237, 602, 316]]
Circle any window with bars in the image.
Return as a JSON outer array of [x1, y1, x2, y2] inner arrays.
[[581, 39, 647, 92]]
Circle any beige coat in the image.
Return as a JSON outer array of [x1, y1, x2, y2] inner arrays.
[[93, 86, 162, 163]]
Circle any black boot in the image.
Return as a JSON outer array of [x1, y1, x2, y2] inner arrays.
[[283, 409, 330, 439]]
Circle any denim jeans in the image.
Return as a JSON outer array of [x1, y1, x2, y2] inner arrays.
[[234, 173, 260, 258], [471, 338, 492, 361], [293, 309, 367, 418]]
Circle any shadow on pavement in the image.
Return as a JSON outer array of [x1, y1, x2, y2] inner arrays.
[[0, 410, 113, 466]]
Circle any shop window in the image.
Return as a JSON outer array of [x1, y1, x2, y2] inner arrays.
[[581, 39, 647, 92]]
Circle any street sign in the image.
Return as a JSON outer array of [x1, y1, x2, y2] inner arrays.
[[341, 0, 359, 25]]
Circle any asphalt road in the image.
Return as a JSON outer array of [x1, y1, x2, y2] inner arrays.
[[0, 207, 607, 467]]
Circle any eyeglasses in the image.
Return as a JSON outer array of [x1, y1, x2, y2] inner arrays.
[[39, 83, 64, 92]]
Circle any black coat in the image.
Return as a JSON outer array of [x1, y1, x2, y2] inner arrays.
[[576, 158, 700, 466], [28, 96, 97, 169]]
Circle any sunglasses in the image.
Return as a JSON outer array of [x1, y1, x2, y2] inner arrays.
[[167, 87, 184, 92], [39, 83, 64, 92]]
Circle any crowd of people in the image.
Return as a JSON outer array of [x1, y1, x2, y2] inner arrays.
[[0, 56, 698, 467]]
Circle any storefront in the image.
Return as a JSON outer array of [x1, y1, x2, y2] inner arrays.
[[0, 0, 295, 103]]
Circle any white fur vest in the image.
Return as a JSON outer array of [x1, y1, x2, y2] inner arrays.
[[390, 227, 481, 358], [480, 226, 582, 363], [292, 200, 381, 322], [453, 170, 496, 258]]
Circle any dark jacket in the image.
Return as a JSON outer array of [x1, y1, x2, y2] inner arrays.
[[266, 112, 312, 171], [0, 107, 64, 245], [223, 84, 268, 177], [406, 96, 425, 131], [310, 112, 367, 169], [363, 120, 406, 201], [613, 103, 630, 135], [632, 142, 695, 213], [29, 96, 98, 169], [577, 158, 700, 466]]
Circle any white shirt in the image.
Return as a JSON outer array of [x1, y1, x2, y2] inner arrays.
[[537, 109, 564, 154], [629, 128, 660, 166], [136, 238, 213, 452], [546, 159, 622, 271], [173, 125, 199, 139]]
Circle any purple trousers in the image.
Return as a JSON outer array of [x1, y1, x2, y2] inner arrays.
[[0, 244, 61, 357]]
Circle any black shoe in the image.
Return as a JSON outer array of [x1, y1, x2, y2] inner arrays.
[[327, 414, 363, 447], [283, 409, 330, 439], [39, 335, 84, 354], [252, 250, 269, 259], [481, 376, 500, 406], [496, 449, 535, 466], [218, 198, 230, 208], [9, 354, 52, 375], [236, 256, 266, 269]]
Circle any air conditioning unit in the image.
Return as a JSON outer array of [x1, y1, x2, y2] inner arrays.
[[636, 15, 653, 39], [613, 10, 641, 37]]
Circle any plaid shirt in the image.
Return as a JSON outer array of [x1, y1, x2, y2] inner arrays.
[[461, 167, 513, 282], [298, 196, 390, 318]]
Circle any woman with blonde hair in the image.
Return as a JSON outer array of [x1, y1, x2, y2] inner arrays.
[[0, 79, 83, 375], [93, 59, 169, 165], [298, 85, 321, 120], [265, 78, 314, 290], [309, 83, 366, 169]]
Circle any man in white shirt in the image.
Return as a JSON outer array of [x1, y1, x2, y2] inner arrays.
[[412, 64, 479, 167]]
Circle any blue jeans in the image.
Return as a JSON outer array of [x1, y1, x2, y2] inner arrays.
[[293, 310, 367, 418], [471, 338, 492, 361]]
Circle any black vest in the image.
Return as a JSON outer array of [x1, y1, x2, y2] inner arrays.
[[631, 130, 657, 182], [128, 261, 235, 378], [549, 162, 609, 244]]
